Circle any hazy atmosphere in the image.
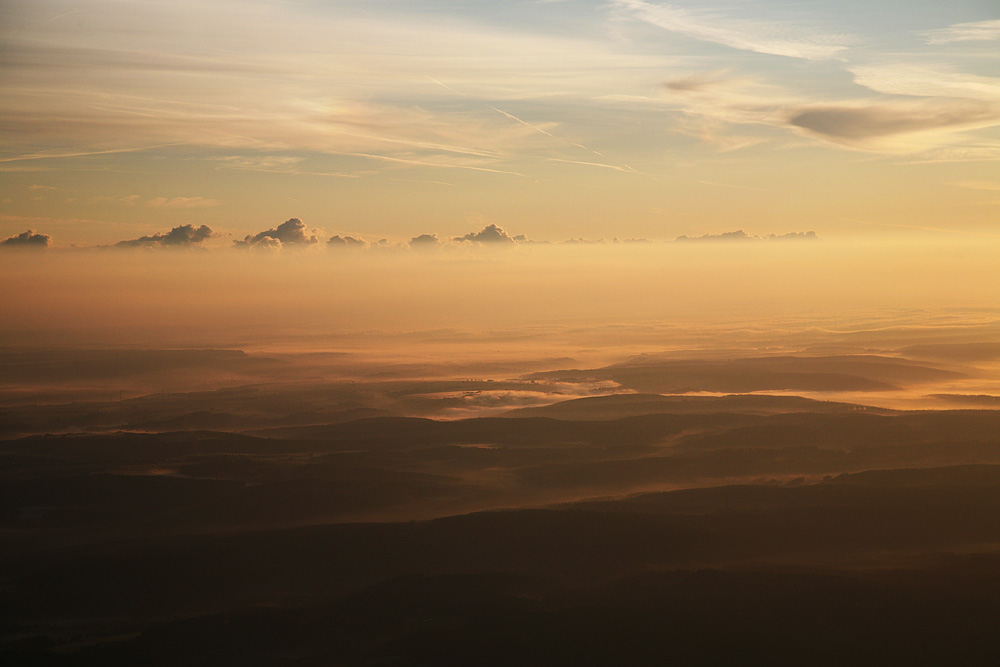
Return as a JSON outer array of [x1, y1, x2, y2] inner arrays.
[[3, 1, 1000, 665]]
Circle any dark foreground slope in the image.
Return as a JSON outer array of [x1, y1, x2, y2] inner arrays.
[[4, 394, 1000, 665], [5, 465, 1000, 665], [10, 565, 1000, 666], [6, 407, 1000, 553]]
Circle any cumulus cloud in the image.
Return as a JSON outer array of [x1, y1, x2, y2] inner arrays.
[[676, 230, 753, 242], [562, 237, 610, 245], [675, 230, 817, 242], [328, 234, 366, 248], [768, 231, 818, 241], [365, 238, 407, 253], [453, 224, 525, 244], [1, 229, 50, 248], [409, 233, 440, 248], [236, 218, 320, 248], [114, 224, 214, 248], [788, 102, 999, 147], [251, 236, 282, 251]]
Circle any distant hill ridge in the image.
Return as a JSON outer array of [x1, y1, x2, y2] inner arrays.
[[524, 354, 962, 393], [502, 393, 890, 420]]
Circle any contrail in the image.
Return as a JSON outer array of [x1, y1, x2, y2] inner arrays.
[[487, 105, 556, 137], [338, 131, 500, 159], [346, 152, 530, 178], [427, 77, 464, 96], [0, 143, 188, 163], [428, 77, 641, 175], [546, 158, 635, 173], [222, 165, 359, 179], [486, 105, 639, 173]]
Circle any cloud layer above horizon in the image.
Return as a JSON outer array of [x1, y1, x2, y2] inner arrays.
[[1, 221, 824, 253], [1, 0, 998, 245]]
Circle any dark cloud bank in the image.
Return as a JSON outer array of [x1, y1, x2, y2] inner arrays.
[[788, 103, 998, 144], [328, 234, 366, 248], [236, 218, 319, 248], [409, 233, 439, 248], [675, 229, 817, 242], [453, 223, 527, 244], [115, 224, 214, 249], [1, 229, 50, 248], [2, 221, 819, 252]]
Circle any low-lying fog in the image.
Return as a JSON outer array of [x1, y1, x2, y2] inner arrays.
[[3, 238, 999, 413]]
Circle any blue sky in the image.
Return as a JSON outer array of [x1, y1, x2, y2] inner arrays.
[[1, 0, 998, 244]]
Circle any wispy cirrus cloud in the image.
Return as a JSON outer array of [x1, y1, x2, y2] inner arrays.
[[344, 152, 530, 179], [662, 70, 732, 93], [0, 143, 188, 163], [428, 77, 641, 174], [146, 197, 221, 209], [953, 181, 1000, 192], [609, 0, 849, 60], [212, 156, 304, 171], [655, 72, 802, 149], [899, 143, 1000, 164], [823, 61, 1000, 151], [920, 19, 1000, 45], [2, 0, 997, 246], [0, 0, 668, 183], [545, 158, 638, 173], [87, 194, 221, 208], [657, 65, 1000, 153], [848, 63, 1000, 102], [89, 194, 142, 205]]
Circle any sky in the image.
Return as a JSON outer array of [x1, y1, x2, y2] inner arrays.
[[1, 0, 998, 247]]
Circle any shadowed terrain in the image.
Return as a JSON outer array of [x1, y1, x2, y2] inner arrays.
[[3, 338, 1000, 664], [5, 466, 1000, 665]]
